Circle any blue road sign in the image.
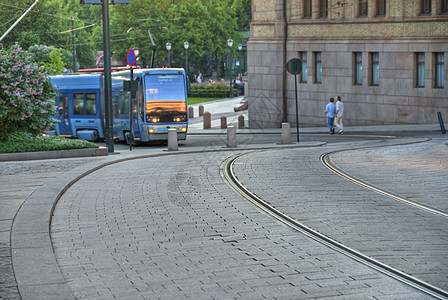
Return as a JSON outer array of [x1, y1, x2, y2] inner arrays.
[[127, 49, 136, 66]]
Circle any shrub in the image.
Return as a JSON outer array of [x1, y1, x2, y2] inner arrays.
[[0, 135, 98, 153], [0, 44, 58, 141]]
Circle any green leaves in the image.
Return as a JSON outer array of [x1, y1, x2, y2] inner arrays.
[[0, 44, 58, 141]]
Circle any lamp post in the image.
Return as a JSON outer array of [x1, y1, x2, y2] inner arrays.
[[166, 42, 171, 67], [227, 39, 233, 98], [132, 46, 139, 60], [238, 44, 242, 77], [184, 41, 189, 76]]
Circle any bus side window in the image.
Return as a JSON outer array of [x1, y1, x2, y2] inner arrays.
[[119, 91, 129, 115], [132, 86, 138, 119], [113, 95, 119, 118], [57, 96, 64, 118], [73, 93, 84, 115], [139, 79, 144, 120], [86, 93, 97, 115], [64, 96, 69, 119]]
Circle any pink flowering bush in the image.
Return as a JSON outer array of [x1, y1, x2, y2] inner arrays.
[[0, 44, 58, 141]]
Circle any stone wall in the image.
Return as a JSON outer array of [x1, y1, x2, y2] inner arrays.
[[248, 0, 448, 128]]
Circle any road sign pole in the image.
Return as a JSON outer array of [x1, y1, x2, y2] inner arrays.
[[295, 73, 299, 143], [129, 67, 133, 151], [286, 58, 302, 143], [102, 0, 114, 153]]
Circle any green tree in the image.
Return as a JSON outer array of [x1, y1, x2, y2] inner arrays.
[[0, 44, 58, 141], [109, 0, 246, 75], [0, 0, 97, 68]]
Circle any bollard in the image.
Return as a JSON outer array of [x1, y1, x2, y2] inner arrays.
[[167, 128, 178, 151], [227, 126, 237, 147], [280, 122, 292, 144], [199, 105, 204, 117], [203, 111, 211, 129], [437, 112, 446, 134], [238, 115, 245, 129], [189, 106, 194, 119], [221, 116, 227, 129]]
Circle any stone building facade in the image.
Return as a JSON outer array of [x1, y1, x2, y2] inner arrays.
[[247, 0, 448, 128]]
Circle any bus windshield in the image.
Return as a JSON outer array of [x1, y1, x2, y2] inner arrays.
[[145, 74, 186, 101], [144, 74, 187, 123]]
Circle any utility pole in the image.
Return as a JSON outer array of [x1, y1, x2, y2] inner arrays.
[[71, 16, 77, 72], [80, 0, 130, 153], [102, 0, 114, 152]]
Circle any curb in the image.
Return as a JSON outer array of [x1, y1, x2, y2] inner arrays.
[[0, 147, 108, 162]]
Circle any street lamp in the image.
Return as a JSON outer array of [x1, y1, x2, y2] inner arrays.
[[184, 41, 189, 76], [238, 44, 242, 77], [166, 42, 171, 67], [227, 39, 233, 98]]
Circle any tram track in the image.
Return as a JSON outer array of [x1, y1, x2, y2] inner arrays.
[[222, 151, 448, 299], [320, 151, 448, 218]]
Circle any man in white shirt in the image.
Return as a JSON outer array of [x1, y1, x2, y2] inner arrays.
[[335, 96, 344, 134]]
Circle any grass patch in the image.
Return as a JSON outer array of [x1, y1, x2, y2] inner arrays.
[[188, 97, 224, 105], [0, 136, 100, 154]]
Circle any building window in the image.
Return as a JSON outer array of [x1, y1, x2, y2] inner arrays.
[[421, 0, 431, 14], [304, 0, 312, 18], [315, 52, 322, 83], [377, 0, 386, 16], [359, 0, 368, 17], [435, 53, 445, 88], [442, 0, 448, 14], [320, 0, 328, 18], [354, 52, 363, 85], [300, 52, 308, 83], [370, 52, 379, 86], [416, 53, 425, 88]]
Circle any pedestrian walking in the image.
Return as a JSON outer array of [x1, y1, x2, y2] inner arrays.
[[324, 97, 336, 134], [335, 95, 344, 134]]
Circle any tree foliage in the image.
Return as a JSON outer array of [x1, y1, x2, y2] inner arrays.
[[0, 44, 58, 141], [0, 0, 250, 71]]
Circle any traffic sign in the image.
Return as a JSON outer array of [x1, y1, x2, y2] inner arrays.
[[286, 58, 302, 75], [127, 49, 136, 66]]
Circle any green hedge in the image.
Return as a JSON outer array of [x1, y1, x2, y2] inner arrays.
[[0, 135, 99, 153], [190, 84, 241, 98]]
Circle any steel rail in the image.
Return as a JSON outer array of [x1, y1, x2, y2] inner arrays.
[[320, 152, 448, 218], [222, 153, 448, 299]]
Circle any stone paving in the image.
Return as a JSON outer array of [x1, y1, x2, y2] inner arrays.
[[0, 158, 104, 299], [1, 129, 446, 299], [49, 141, 438, 299], [233, 137, 448, 292]]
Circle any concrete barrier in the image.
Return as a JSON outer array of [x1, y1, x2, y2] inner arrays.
[[199, 105, 204, 117], [280, 122, 292, 144], [227, 126, 237, 147], [203, 112, 211, 129], [167, 129, 178, 151], [221, 116, 227, 129], [238, 115, 245, 129]]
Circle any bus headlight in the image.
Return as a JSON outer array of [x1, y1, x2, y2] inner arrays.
[[181, 127, 187, 132], [151, 118, 159, 123], [149, 128, 154, 133], [173, 115, 186, 122]]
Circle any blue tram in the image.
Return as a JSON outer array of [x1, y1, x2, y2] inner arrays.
[[50, 68, 189, 143]]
